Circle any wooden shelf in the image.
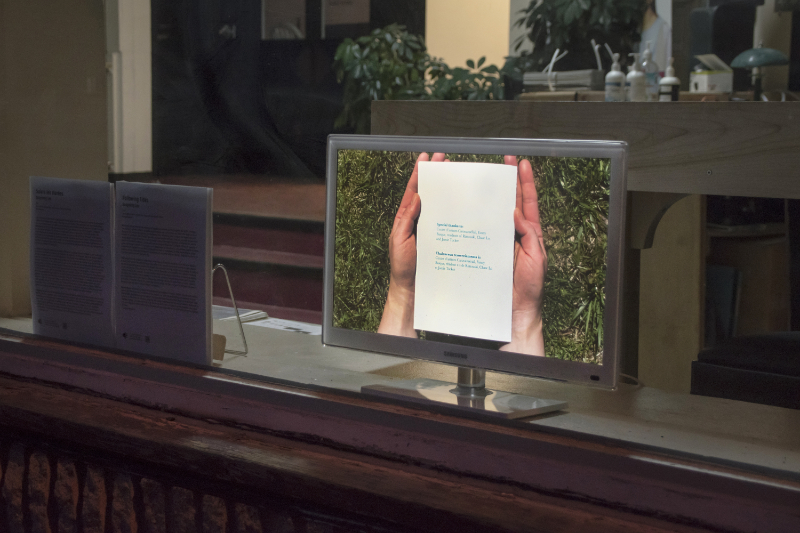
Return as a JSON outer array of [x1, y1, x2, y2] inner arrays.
[[518, 90, 754, 102], [707, 222, 788, 238]]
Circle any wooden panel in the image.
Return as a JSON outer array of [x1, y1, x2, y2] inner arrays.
[[630, 192, 688, 249], [0, 375, 719, 533], [149, 175, 327, 222], [0, 0, 108, 317], [371, 101, 800, 199], [638, 196, 705, 393], [518, 91, 747, 102], [1, 332, 799, 531]]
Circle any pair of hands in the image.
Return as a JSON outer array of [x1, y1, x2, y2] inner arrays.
[[377, 152, 547, 356]]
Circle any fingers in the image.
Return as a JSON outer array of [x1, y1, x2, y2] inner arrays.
[[400, 152, 445, 212], [513, 208, 534, 247], [506, 155, 524, 211], [517, 159, 542, 239], [399, 152, 429, 213], [514, 207, 545, 261], [394, 151, 443, 238], [394, 193, 421, 241]]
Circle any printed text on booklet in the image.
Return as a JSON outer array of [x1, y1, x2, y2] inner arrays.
[[414, 162, 516, 343]]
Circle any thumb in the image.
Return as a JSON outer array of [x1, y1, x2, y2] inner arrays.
[[514, 207, 542, 258], [396, 194, 421, 239]]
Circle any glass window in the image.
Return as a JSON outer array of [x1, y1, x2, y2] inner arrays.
[[2, 4, 800, 518]]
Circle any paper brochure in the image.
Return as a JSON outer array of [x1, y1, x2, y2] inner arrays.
[[413, 162, 516, 342], [30, 177, 212, 364], [30, 177, 115, 348], [115, 182, 212, 364]]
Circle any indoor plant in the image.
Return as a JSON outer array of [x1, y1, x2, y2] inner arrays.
[[333, 25, 506, 134], [513, 0, 643, 71]]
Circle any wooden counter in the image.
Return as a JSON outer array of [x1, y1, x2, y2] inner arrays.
[[0, 323, 798, 532]]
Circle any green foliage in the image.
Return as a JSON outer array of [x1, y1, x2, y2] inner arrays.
[[333, 25, 430, 134], [532, 156, 608, 363], [333, 150, 416, 331], [334, 8, 644, 131], [513, 0, 643, 72], [333, 150, 609, 363], [333, 25, 507, 134], [427, 56, 505, 102]]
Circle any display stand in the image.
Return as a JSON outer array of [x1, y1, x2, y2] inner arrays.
[[361, 367, 567, 420], [212, 264, 248, 357]]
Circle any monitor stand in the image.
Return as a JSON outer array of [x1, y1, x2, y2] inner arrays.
[[361, 367, 567, 420]]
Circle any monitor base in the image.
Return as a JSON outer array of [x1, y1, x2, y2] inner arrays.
[[361, 377, 567, 420]]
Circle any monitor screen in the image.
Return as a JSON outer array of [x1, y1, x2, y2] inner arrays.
[[323, 136, 627, 389]]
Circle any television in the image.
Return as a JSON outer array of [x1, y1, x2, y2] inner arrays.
[[323, 135, 627, 416]]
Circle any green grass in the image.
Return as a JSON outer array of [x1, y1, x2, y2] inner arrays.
[[333, 150, 609, 363], [333, 150, 415, 332], [532, 156, 609, 364]]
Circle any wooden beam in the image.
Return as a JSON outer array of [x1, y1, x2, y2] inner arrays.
[[371, 101, 800, 199], [638, 195, 705, 393], [1, 335, 799, 533], [630, 192, 688, 250], [0, 375, 716, 533]]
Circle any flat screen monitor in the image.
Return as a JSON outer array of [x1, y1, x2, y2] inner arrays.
[[323, 135, 627, 390]]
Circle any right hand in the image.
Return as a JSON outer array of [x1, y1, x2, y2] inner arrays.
[[500, 156, 547, 356]]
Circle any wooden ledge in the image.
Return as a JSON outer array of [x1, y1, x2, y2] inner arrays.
[[0, 374, 730, 533], [371, 100, 800, 199], [0, 334, 799, 532]]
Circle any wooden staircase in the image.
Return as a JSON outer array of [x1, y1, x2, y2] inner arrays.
[[212, 214, 324, 324], [153, 175, 326, 324]]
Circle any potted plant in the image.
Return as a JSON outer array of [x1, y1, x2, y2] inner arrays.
[[513, 0, 644, 71], [334, 25, 506, 133], [333, 25, 430, 134]]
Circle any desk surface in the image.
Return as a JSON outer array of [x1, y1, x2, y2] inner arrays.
[[3, 317, 796, 479], [225, 320, 800, 476]]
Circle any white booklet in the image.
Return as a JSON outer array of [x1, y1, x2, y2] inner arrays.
[[413, 162, 517, 342], [114, 182, 212, 363], [30, 177, 213, 364], [30, 177, 115, 347]]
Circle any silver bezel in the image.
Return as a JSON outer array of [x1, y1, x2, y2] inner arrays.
[[323, 135, 628, 389]]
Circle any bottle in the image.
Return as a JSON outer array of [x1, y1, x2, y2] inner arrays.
[[627, 53, 646, 102], [604, 53, 625, 102], [641, 42, 660, 102], [658, 57, 681, 102]]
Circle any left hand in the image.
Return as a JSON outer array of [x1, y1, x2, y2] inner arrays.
[[500, 156, 547, 356]]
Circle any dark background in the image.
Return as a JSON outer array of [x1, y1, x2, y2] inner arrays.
[[151, 0, 425, 179]]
